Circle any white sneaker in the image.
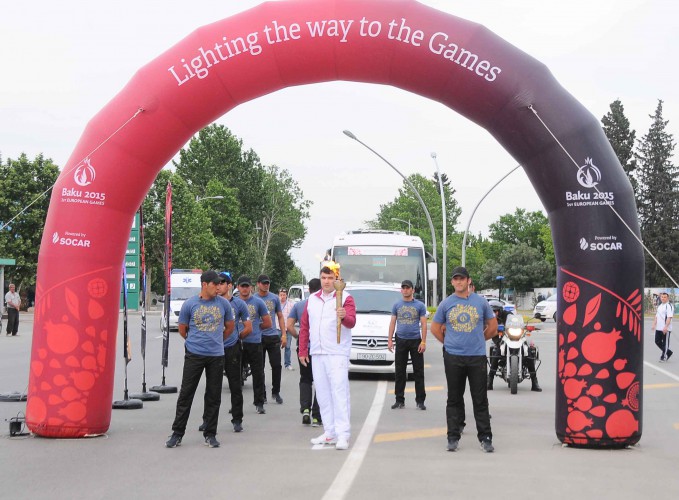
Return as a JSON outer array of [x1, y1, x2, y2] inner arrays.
[[335, 438, 349, 450], [310, 433, 337, 445], [285, 365, 295, 371]]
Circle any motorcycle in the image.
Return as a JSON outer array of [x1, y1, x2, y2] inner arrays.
[[489, 315, 541, 394]]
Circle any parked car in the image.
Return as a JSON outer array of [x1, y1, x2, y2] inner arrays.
[[486, 297, 516, 315], [288, 283, 309, 303], [533, 295, 557, 322], [347, 282, 414, 378]]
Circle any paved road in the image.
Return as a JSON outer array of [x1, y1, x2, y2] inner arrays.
[[1, 314, 678, 499]]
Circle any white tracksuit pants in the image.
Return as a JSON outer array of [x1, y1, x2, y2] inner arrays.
[[312, 354, 351, 441]]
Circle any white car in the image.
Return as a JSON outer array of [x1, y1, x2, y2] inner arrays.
[[533, 295, 557, 322], [347, 282, 414, 378]]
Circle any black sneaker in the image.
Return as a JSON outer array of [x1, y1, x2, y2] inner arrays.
[[480, 439, 494, 453], [198, 422, 206, 432], [233, 421, 243, 433], [667, 350, 674, 361], [447, 439, 459, 452], [273, 393, 283, 404], [416, 403, 427, 411], [311, 418, 322, 427], [256, 404, 266, 414], [391, 402, 405, 409], [165, 433, 182, 448], [205, 435, 220, 448], [302, 409, 311, 425]]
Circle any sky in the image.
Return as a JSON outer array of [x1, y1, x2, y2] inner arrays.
[[1, 0, 677, 280]]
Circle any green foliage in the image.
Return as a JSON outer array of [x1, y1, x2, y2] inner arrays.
[[635, 100, 679, 286], [488, 208, 550, 255], [479, 243, 553, 292], [0, 153, 59, 290], [602, 99, 638, 197]]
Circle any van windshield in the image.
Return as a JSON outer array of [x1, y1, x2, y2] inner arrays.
[[171, 286, 200, 301], [349, 289, 402, 314]]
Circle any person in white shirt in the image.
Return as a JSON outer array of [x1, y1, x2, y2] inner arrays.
[[652, 292, 673, 362], [298, 267, 356, 450], [5, 283, 21, 336]]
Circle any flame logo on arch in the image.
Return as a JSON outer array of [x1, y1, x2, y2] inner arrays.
[[73, 158, 96, 187]]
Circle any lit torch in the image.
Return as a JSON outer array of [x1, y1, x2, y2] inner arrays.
[[325, 261, 345, 343]]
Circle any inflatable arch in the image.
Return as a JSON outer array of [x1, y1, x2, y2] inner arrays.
[[28, 0, 643, 446]]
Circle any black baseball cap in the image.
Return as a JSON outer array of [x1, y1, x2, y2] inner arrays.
[[201, 270, 221, 284], [219, 271, 233, 284], [237, 275, 252, 286], [401, 280, 414, 288], [257, 274, 270, 284], [451, 266, 470, 279]]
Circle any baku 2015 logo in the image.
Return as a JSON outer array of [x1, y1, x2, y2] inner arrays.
[[74, 158, 96, 187]]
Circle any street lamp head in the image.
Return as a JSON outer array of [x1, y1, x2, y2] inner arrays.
[[343, 130, 357, 140], [196, 195, 225, 202], [430, 152, 437, 159]]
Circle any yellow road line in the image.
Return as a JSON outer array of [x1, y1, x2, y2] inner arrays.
[[388, 386, 444, 395], [644, 383, 679, 389], [374, 427, 447, 443]]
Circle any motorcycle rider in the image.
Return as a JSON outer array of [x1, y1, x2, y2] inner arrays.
[[487, 306, 542, 392]]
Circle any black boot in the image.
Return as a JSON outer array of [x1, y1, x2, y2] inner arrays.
[[487, 373, 494, 390], [530, 373, 542, 392]]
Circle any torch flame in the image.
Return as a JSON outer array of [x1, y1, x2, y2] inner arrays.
[[324, 260, 341, 279]]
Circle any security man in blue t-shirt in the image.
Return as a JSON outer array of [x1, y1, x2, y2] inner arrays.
[[388, 279, 428, 410]]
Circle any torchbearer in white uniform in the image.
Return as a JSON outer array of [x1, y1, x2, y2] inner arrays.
[[299, 265, 356, 450]]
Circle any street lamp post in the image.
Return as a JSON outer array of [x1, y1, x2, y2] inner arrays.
[[431, 152, 447, 299], [343, 130, 438, 306], [461, 165, 521, 267], [391, 217, 411, 235]]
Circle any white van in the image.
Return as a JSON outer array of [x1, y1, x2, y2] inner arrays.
[[287, 284, 309, 303], [160, 269, 202, 333], [347, 282, 414, 377], [533, 294, 557, 322]]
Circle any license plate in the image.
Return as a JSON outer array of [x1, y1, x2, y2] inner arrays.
[[357, 353, 386, 361]]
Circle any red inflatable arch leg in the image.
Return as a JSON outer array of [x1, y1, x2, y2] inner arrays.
[[29, 0, 643, 446]]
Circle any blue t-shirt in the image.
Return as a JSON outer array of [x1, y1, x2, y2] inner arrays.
[[288, 299, 307, 324], [392, 299, 427, 340], [258, 291, 282, 337], [224, 295, 250, 348], [179, 295, 234, 356], [433, 293, 494, 356], [241, 295, 270, 344]]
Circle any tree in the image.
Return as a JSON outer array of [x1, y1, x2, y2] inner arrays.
[[0, 153, 60, 291], [479, 243, 553, 292], [142, 171, 218, 293], [602, 99, 638, 197], [367, 172, 462, 296], [635, 100, 679, 286], [488, 208, 550, 256]]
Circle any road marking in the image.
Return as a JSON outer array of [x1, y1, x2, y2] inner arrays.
[[644, 361, 679, 382], [644, 383, 679, 389], [374, 427, 446, 443], [322, 380, 387, 500], [388, 385, 444, 395]]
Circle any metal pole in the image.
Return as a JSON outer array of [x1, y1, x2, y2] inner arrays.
[[344, 130, 438, 306], [431, 152, 446, 299], [391, 217, 411, 235], [461, 165, 521, 267]]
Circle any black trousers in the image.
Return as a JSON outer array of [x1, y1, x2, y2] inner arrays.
[[297, 348, 321, 419], [394, 337, 426, 404], [171, 351, 224, 437], [223, 342, 244, 423], [655, 330, 673, 358], [262, 335, 282, 395], [443, 352, 492, 442], [242, 342, 266, 405], [6, 308, 19, 335]]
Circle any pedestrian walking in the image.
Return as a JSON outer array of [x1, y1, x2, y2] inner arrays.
[[652, 292, 674, 362]]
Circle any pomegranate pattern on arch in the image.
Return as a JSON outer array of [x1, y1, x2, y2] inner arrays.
[[26, 272, 115, 437], [557, 268, 642, 446]]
